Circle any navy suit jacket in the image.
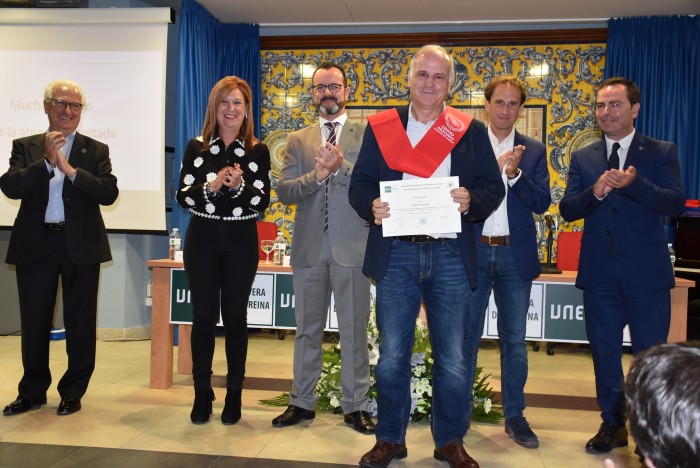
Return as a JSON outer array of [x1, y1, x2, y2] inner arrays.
[[349, 106, 505, 286], [0, 132, 118, 267], [475, 131, 551, 281], [559, 132, 684, 289]]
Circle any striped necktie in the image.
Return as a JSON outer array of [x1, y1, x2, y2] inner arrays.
[[323, 122, 338, 233]]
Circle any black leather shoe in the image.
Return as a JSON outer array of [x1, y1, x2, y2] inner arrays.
[[434, 441, 480, 468], [359, 440, 407, 468], [272, 405, 315, 427], [585, 421, 628, 453], [3, 397, 47, 416], [344, 410, 375, 434], [56, 397, 81, 416]]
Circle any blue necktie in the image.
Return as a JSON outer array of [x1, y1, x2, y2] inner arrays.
[[608, 142, 620, 170]]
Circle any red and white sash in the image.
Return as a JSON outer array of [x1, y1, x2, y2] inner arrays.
[[367, 106, 473, 178]]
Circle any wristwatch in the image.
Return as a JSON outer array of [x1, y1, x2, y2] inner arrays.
[[507, 169, 521, 180]]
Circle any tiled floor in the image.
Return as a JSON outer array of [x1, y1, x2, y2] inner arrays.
[[0, 332, 639, 468]]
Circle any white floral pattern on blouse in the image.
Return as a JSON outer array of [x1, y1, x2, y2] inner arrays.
[[234, 147, 245, 157], [205, 203, 215, 214], [232, 207, 243, 217], [183, 174, 195, 186], [185, 197, 195, 206], [248, 161, 258, 172], [206, 172, 216, 182], [210, 145, 220, 155], [250, 196, 261, 206], [193, 157, 203, 168], [253, 179, 264, 190]]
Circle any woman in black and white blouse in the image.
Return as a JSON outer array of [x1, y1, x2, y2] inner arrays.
[[176, 76, 271, 425]]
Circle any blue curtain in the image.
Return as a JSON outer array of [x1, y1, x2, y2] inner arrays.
[[606, 15, 700, 201], [173, 0, 260, 237]]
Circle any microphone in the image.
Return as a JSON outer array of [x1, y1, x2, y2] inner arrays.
[[544, 212, 554, 229]]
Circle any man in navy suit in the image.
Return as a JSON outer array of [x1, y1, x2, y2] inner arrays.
[[350, 44, 504, 468], [465, 75, 551, 449], [560, 77, 684, 454], [1, 79, 118, 417]]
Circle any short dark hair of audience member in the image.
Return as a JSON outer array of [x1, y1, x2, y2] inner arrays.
[[201, 76, 258, 152], [484, 74, 528, 104], [625, 342, 700, 468]]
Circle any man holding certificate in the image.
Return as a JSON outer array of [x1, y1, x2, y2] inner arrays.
[[349, 45, 504, 468]]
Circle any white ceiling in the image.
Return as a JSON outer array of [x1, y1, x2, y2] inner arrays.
[[162, 0, 697, 29]]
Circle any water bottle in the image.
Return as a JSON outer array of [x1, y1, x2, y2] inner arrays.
[[668, 243, 676, 275], [273, 230, 287, 266], [169, 228, 181, 260]]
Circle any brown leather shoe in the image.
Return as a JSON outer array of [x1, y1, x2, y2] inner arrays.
[[434, 441, 479, 468], [359, 440, 407, 468]]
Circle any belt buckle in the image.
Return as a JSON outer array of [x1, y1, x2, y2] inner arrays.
[[487, 236, 499, 246]]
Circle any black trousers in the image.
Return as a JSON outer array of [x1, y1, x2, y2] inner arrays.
[[184, 217, 258, 389], [15, 227, 100, 400]]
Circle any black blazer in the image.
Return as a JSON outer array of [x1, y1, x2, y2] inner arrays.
[[0, 132, 119, 267]]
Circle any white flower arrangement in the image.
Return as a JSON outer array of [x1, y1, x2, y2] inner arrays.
[[261, 305, 503, 424]]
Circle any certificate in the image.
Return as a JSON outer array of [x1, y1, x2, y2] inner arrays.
[[379, 176, 462, 237]]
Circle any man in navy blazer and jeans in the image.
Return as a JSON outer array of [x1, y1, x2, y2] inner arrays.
[[465, 75, 551, 449], [350, 44, 504, 468], [560, 77, 684, 455]]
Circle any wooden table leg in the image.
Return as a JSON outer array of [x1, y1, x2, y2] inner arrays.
[[669, 285, 689, 343], [150, 267, 174, 389], [177, 324, 193, 375]]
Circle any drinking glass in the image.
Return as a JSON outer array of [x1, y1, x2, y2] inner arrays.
[[261, 240, 274, 263]]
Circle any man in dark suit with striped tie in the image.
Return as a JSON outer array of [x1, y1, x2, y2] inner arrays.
[[560, 77, 685, 455]]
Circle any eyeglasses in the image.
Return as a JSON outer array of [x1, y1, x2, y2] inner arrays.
[[48, 98, 84, 112], [312, 84, 344, 94]]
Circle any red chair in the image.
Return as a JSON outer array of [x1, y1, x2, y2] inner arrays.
[[256, 221, 278, 260], [556, 231, 583, 271]]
